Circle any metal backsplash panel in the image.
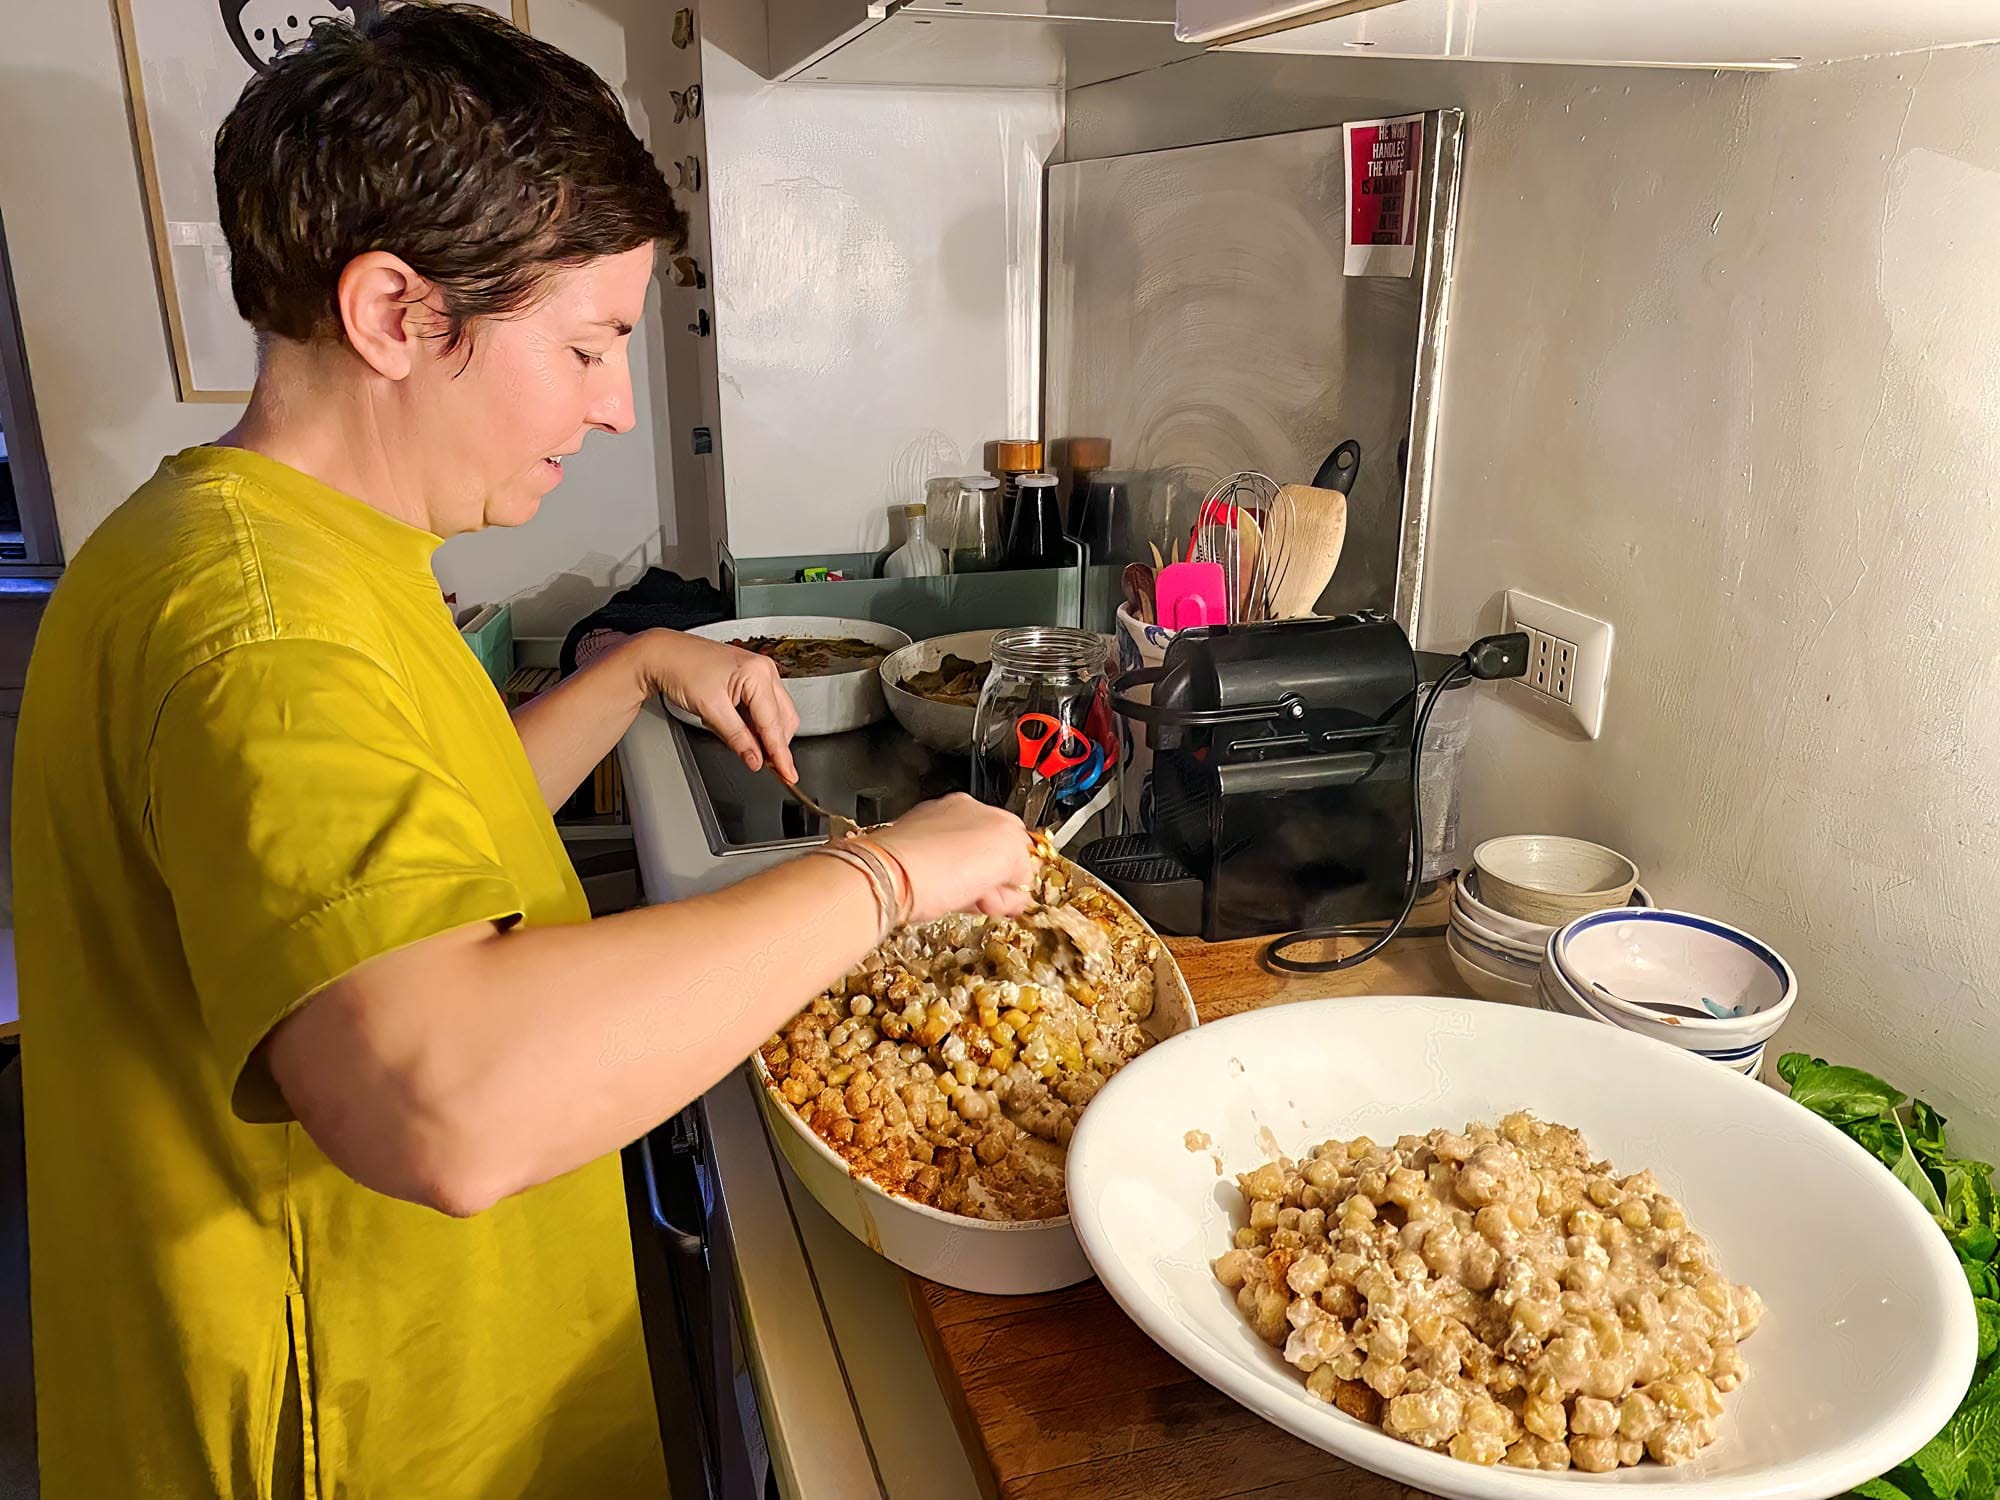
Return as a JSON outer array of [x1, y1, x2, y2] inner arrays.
[[1044, 111, 1461, 630]]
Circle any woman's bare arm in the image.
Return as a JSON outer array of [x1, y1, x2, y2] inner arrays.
[[261, 795, 1032, 1215], [509, 629, 799, 809]]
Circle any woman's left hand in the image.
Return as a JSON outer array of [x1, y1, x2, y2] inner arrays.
[[644, 630, 799, 781]]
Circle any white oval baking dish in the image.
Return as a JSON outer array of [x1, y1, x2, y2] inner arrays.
[[751, 856, 1199, 1295]]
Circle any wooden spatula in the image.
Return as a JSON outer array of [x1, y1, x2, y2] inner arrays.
[[1269, 483, 1348, 619], [1235, 509, 1264, 619]]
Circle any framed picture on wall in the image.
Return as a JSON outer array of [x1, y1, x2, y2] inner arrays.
[[114, 0, 531, 402]]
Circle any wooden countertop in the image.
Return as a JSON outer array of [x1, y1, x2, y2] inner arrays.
[[907, 901, 1472, 1500]]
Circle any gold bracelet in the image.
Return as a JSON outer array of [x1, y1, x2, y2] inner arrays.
[[805, 844, 896, 943]]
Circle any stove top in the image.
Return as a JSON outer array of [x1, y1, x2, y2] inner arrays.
[[671, 717, 970, 856]]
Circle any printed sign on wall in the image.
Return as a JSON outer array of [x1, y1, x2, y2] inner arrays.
[[1343, 114, 1424, 278]]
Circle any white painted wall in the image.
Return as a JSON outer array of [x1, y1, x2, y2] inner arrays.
[[0, 0, 695, 634], [0, 1, 227, 552], [700, 2, 1061, 560], [1069, 47, 2000, 1155]]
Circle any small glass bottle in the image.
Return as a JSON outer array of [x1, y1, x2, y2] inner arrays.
[[1004, 473, 1065, 570], [882, 502, 944, 579], [946, 475, 1003, 574], [988, 438, 1044, 536], [1060, 437, 1111, 529]]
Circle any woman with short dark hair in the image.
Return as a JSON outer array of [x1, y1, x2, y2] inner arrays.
[[15, 7, 1031, 1495]]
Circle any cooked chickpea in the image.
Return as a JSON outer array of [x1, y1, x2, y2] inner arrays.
[[1219, 1116, 1755, 1477]]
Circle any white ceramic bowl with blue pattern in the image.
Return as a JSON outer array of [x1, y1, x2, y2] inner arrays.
[[1552, 909, 1795, 1050], [1538, 959, 1767, 1074]]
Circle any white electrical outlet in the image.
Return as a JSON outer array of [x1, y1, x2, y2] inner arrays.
[[1503, 590, 1613, 737]]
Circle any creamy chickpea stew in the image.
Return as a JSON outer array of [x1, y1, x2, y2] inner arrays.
[[1215, 1113, 1761, 1472], [760, 859, 1165, 1222]]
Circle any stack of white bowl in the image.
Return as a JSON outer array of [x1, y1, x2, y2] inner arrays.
[[1539, 908, 1796, 1076], [1446, 836, 1646, 1008]]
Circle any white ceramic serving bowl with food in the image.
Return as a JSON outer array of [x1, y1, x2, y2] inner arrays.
[[878, 628, 1000, 752], [751, 854, 1198, 1295], [1472, 835, 1640, 926], [666, 615, 912, 737], [1065, 995, 1974, 1500], [1553, 909, 1796, 1049]]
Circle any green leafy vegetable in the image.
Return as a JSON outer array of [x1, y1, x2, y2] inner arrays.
[[1915, 1371, 2000, 1500], [1788, 1062, 1907, 1123], [1777, 1054, 1999, 1500], [1893, 1119, 1951, 1218], [1858, 1469, 1944, 1500], [1916, 1101, 1953, 1164], [1777, 1050, 1822, 1088]]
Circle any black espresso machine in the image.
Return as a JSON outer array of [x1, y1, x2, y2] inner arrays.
[[1078, 613, 1434, 943]]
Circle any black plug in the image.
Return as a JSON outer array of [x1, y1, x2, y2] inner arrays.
[[1465, 631, 1530, 681]]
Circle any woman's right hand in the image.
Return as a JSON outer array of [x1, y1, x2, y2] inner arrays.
[[874, 794, 1035, 923]]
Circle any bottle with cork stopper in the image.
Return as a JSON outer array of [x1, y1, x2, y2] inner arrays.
[[986, 438, 1044, 538]]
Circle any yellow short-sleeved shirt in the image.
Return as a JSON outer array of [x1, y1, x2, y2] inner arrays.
[[14, 447, 668, 1498]]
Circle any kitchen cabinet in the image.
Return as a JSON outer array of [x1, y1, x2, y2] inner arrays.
[[766, 0, 1199, 88], [1175, 0, 2000, 69]]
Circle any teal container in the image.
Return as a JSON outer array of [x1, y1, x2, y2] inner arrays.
[[721, 546, 1122, 639]]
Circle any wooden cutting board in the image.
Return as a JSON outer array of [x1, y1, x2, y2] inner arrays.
[[909, 914, 1470, 1500]]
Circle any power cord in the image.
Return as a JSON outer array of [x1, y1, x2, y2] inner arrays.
[[1262, 632, 1529, 975]]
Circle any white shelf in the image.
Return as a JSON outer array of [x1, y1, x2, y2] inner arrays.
[[1177, 0, 2000, 68], [768, 0, 1195, 87]]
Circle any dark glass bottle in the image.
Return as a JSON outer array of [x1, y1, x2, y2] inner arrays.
[[1003, 473, 1065, 569]]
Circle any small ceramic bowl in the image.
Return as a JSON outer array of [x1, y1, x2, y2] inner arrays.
[[1553, 908, 1796, 1049], [1454, 871, 1652, 951], [879, 628, 999, 753], [1537, 959, 1769, 1072], [1446, 932, 1541, 1007], [1448, 897, 1543, 962], [1446, 921, 1542, 979], [1453, 872, 1555, 946], [1538, 954, 1616, 1024], [1472, 835, 1640, 926]]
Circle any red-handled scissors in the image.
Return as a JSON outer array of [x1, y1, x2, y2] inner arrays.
[[1009, 713, 1091, 815], [1015, 713, 1092, 776]]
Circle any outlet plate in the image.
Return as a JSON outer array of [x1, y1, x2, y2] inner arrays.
[[1503, 590, 1613, 737]]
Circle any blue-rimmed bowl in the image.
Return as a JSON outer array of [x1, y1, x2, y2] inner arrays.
[[1552, 908, 1796, 1049], [1536, 948, 1773, 1076]]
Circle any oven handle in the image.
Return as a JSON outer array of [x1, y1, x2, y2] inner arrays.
[[638, 1130, 706, 1259]]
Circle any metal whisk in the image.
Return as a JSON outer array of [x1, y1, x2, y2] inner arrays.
[[1195, 472, 1285, 622], [1257, 486, 1296, 621]]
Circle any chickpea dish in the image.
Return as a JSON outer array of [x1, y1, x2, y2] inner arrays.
[[760, 859, 1165, 1222], [1215, 1113, 1761, 1471]]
